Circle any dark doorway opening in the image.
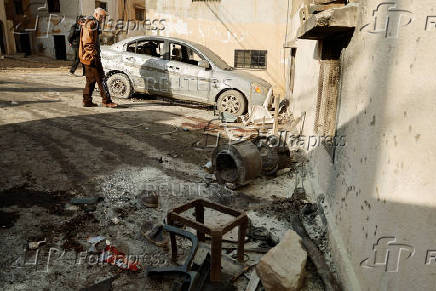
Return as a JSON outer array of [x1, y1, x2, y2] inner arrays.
[[0, 21, 5, 54], [53, 35, 66, 60], [15, 33, 31, 56]]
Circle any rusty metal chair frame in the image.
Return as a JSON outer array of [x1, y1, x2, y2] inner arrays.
[[167, 199, 248, 282]]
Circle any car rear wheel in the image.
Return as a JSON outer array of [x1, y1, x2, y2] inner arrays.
[[106, 73, 133, 99], [217, 90, 246, 116]]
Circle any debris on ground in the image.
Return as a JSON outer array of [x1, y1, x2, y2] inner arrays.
[[212, 138, 291, 188], [256, 230, 307, 291], [243, 105, 273, 125], [70, 196, 104, 212], [203, 161, 214, 174], [0, 62, 333, 290], [143, 224, 169, 248], [253, 180, 340, 290], [87, 236, 106, 253], [245, 269, 261, 291], [79, 275, 118, 291], [140, 190, 159, 208], [103, 244, 142, 272], [213, 141, 262, 188], [220, 111, 239, 123], [28, 237, 46, 250], [147, 225, 199, 289], [167, 199, 249, 282], [71, 196, 104, 205]]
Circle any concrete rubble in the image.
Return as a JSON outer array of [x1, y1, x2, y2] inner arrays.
[[256, 230, 308, 291]]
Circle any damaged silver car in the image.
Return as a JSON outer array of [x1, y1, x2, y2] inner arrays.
[[100, 36, 272, 116]]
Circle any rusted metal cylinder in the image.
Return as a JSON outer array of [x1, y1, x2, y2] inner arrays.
[[212, 141, 262, 187]]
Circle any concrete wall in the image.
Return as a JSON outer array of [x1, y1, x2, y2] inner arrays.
[[144, 0, 289, 96], [288, 0, 436, 290]]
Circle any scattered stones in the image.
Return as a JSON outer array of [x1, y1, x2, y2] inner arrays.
[[256, 230, 307, 291]]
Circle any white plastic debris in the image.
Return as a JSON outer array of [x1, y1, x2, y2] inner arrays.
[[87, 236, 106, 253], [28, 238, 46, 250], [245, 105, 273, 125]]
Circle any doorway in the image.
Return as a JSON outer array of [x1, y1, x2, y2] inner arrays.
[[15, 33, 31, 56], [53, 35, 66, 60]]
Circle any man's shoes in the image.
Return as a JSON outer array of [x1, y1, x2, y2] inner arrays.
[[68, 72, 75, 76], [102, 102, 118, 108], [83, 102, 98, 107]]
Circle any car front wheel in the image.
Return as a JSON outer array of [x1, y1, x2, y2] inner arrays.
[[106, 73, 133, 99], [217, 90, 246, 116]]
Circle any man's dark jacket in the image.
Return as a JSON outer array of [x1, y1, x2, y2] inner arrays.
[[68, 23, 81, 48]]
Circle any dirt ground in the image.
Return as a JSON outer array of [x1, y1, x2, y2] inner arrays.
[[0, 56, 328, 290]]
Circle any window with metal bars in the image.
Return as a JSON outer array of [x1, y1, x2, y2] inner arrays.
[[234, 50, 267, 69]]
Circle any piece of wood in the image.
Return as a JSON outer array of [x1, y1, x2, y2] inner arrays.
[[245, 269, 260, 291], [290, 215, 342, 291], [272, 95, 280, 135]]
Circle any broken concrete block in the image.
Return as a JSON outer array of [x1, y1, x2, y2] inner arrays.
[[297, 3, 359, 40], [256, 230, 307, 291]]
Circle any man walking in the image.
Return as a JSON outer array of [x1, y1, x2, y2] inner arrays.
[[68, 16, 84, 76], [79, 8, 117, 108]]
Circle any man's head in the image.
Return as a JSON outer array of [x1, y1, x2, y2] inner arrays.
[[76, 15, 85, 24], [93, 8, 107, 23]]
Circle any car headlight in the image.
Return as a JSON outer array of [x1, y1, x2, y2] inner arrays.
[[251, 82, 265, 95]]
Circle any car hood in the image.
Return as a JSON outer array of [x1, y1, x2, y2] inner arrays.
[[228, 70, 272, 89]]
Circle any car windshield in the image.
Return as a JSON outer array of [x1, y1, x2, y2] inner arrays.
[[191, 42, 233, 71]]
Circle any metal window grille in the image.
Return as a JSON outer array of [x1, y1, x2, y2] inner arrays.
[[234, 50, 267, 69]]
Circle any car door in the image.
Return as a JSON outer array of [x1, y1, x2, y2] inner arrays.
[[165, 42, 213, 102], [121, 39, 168, 94]]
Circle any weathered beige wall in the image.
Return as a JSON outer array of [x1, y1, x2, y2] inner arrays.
[[29, 0, 80, 59], [25, 0, 118, 59], [289, 0, 436, 290], [116, 0, 144, 20], [144, 0, 289, 96], [80, 0, 118, 16], [0, 0, 15, 54]]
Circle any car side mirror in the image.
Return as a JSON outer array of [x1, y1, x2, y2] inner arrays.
[[198, 60, 210, 70]]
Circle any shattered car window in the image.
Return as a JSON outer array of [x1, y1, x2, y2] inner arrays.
[[170, 43, 206, 66], [126, 40, 164, 58], [137, 41, 164, 58]]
